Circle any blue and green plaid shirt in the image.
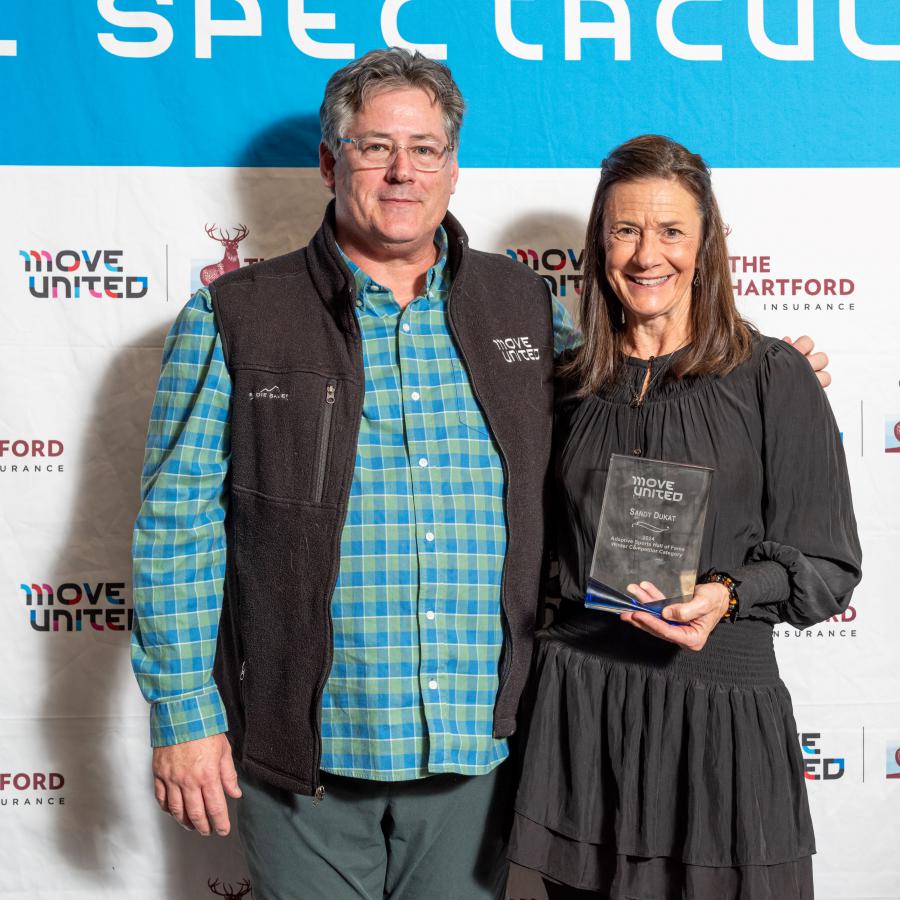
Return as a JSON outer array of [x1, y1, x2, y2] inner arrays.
[[132, 228, 579, 780]]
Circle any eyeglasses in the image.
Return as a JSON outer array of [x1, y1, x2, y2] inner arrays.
[[338, 137, 454, 173]]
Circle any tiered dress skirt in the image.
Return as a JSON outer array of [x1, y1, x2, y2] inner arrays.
[[508, 608, 815, 899]]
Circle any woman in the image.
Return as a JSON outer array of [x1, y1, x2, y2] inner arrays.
[[508, 135, 862, 899]]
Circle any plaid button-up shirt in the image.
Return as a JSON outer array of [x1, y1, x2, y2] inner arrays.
[[132, 228, 579, 779]]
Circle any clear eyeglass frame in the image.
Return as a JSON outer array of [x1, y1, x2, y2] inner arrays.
[[337, 136, 454, 173]]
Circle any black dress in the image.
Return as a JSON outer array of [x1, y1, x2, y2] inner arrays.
[[508, 337, 862, 899]]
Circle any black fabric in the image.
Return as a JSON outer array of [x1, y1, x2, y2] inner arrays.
[[209, 201, 556, 795], [508, 337, 861, 895], [539, 851, 814, 900]]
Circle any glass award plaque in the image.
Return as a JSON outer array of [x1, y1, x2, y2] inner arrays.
[[585, 454, 713, 619]]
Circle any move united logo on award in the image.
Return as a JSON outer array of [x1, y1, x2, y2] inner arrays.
[[584, 455, 712, 617]]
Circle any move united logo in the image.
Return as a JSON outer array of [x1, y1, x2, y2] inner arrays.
[[0, 771, 66, 809], [19, 581, 133, 633], [799, 732, 846, 781], [0, 438, 64, 475], [18, 249, 148, 299], [506, 246, 583, 299]]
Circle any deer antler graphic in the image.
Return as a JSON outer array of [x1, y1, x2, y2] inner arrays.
[[201, 224, 251, 286], [208, 877, 252, 898]]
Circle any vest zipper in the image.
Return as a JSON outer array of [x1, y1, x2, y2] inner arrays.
[[314, 381, 337, 503], [445, 241, 515, 697], [312, 284, 360, 802]]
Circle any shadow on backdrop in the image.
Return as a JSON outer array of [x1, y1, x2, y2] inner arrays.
[[39, 322, 245, 899], [38, 112, 328, 900]]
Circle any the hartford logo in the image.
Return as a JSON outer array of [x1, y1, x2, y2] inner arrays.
[[0, 771, 65, 809], [774, 604, 858, 639], [506, 246, 583, 298], [0, 438, 64, 475], [19, 581, 133, 632], [192, 224, 262, 292], [18, 249, 148, 299], [249, 384, 289, 401], [729, 253, 855, 312]]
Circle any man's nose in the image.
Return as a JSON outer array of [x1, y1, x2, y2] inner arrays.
[[385, 147, 416, 182]]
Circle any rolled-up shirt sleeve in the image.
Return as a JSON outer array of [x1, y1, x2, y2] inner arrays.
[[732, 341, 862, 628], [131, 288, 232, 746]]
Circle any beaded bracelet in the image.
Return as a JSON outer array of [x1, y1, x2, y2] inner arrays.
[[699, 570, 740, 623]]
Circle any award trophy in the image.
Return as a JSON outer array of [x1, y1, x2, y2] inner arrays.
[[585, 454, 713, 618]]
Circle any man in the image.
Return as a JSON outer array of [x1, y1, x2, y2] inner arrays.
[[132, 48, 828, 900]]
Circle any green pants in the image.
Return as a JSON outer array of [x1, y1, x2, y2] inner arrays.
[[236, 763, 512, 900]]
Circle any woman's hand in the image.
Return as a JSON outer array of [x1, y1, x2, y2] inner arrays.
[[620, 580, 731, 651]]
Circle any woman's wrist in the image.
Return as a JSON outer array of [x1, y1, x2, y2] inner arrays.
[[698, 571, 741, 622]]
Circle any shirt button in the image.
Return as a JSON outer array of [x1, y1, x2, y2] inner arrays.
[[425, 532, 435, 542], [428, 679, 438, 690], [418, 457, 429, 468], [425, 610, 436, 620], [402, 323, 411, 333], [411, 391, 421, 401]]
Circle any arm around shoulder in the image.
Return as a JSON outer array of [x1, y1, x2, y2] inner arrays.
[[732, 340, 862, 628]]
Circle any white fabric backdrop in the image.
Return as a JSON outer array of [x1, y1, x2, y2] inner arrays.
[[2, 166, 898, 898]]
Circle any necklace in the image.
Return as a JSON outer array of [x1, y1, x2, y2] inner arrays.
[[629, 352, 676, 408]]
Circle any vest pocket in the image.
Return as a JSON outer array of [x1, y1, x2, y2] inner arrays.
[[231, 369, 344, 504]]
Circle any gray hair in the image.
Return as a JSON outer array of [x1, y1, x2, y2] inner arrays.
[[320, 48, 465, 154]]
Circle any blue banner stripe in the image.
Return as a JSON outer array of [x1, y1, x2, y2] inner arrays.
[[2, 1, 898, 167]]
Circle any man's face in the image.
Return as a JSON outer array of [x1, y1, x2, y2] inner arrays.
[[320, 87, 459, 256]]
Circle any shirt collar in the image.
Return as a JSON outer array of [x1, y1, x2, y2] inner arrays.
[[337, 226, 449, 317]]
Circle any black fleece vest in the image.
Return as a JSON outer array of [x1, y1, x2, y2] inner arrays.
[[210, 203, 554, 795]]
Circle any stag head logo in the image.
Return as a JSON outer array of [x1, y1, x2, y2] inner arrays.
[[201, 224, 250, 286], [208, 878, 252, 899]]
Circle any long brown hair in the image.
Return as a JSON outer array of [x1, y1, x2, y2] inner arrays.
[[563, 135, 755, 394]]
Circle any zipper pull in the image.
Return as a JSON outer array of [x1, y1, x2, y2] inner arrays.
[[326, 383, 336, 405], [313, 785, 326, 806], [239, 661, 246, 681]]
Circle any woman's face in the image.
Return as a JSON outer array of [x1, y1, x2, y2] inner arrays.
[[603, 177, 703, 331]]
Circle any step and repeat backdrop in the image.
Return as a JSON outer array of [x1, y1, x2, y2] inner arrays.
[[1, 3, 898, 899]]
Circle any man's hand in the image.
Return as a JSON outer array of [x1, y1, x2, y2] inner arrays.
[[784, 334, 831, 387], [152, 733, 241, 836], [620, 580, 730, 652]]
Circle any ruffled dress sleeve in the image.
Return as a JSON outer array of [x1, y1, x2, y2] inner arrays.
[[732, 340, 862, 628]]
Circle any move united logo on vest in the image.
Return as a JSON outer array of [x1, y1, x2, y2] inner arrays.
[[492, 336, 541, 363]]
